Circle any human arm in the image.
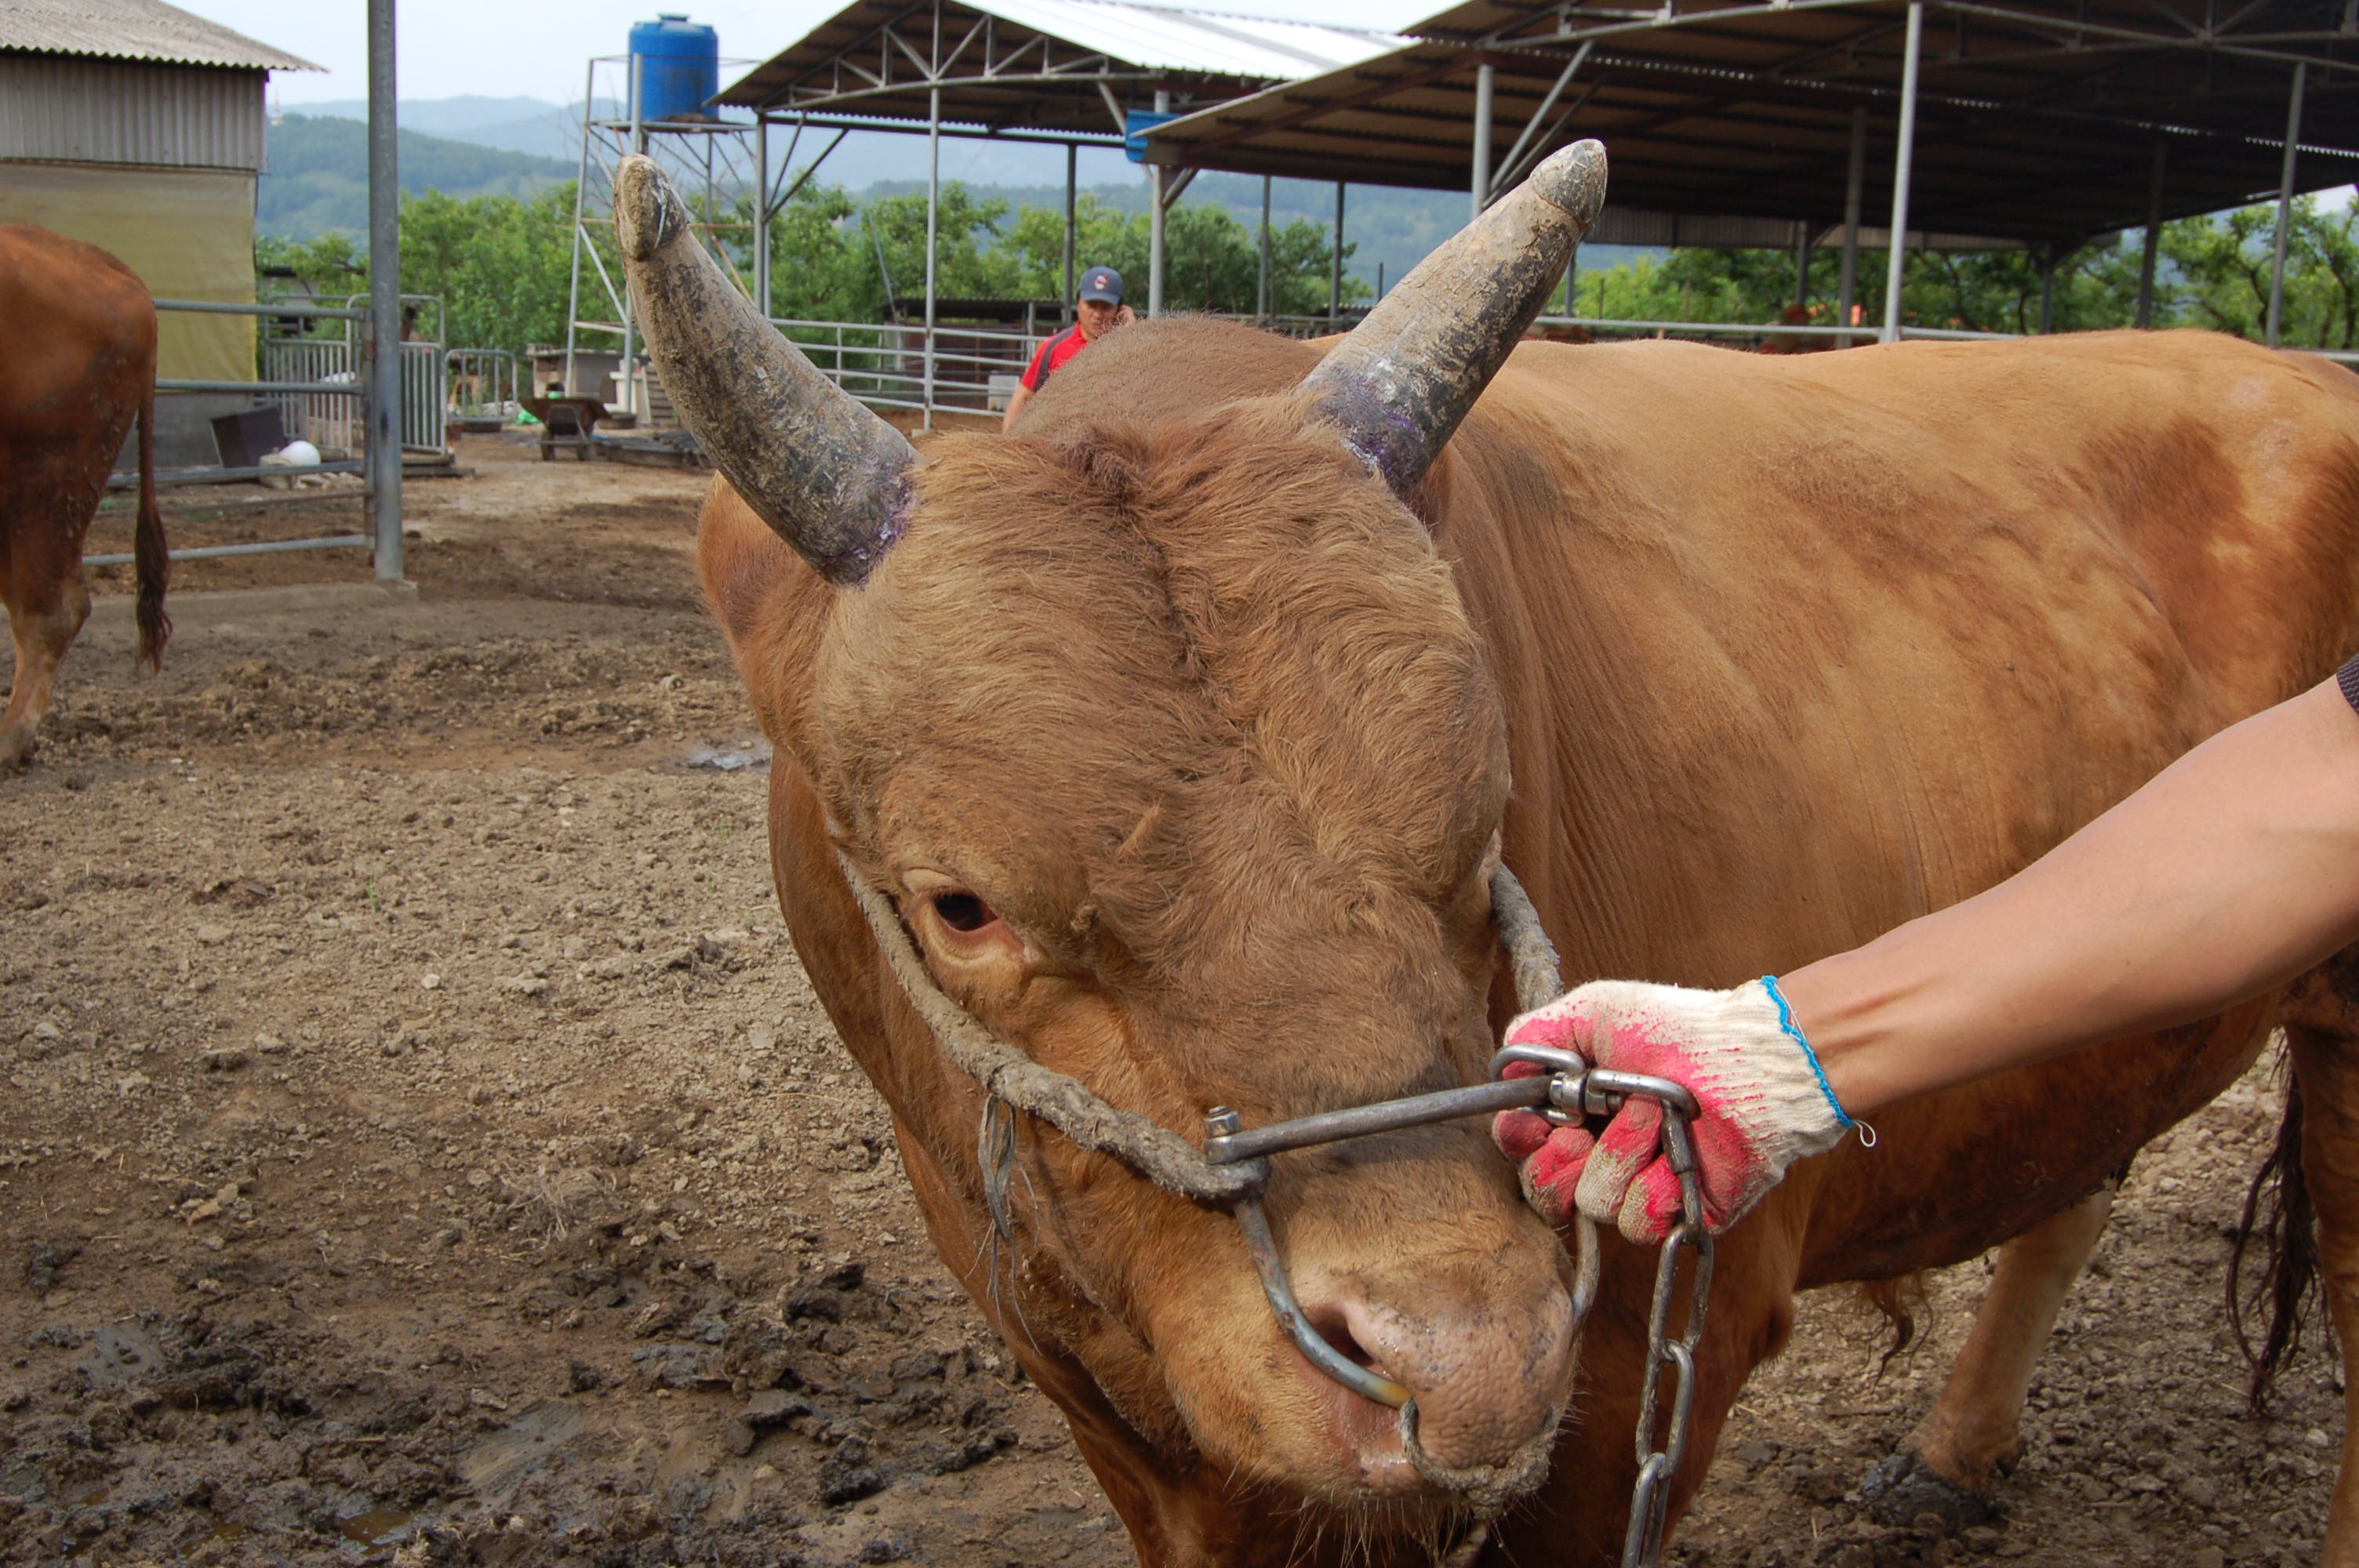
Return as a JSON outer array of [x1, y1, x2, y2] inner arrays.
[[1498, 672, 2359, 1240], [1002, 381, 1034, 428]]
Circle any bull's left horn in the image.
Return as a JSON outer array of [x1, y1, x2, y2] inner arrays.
[[614, 154, 915, 586], [1301, 140, 1607, 496]]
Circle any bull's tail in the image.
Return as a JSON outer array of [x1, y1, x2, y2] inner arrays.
[[2227, 1065, 2320, 1411], [132, 377, 169, 671]]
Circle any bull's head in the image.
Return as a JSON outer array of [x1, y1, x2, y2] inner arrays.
[[620, 146, 1608, 1548]]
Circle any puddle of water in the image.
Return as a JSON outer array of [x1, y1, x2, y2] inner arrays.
[[180, 1515, 248, 1560], [336, 1506, 414, 1546], [685, 740, 771, 772], [76, 1322, 165, 1390]]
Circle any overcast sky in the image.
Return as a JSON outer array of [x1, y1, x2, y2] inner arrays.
[[204, 0, 1427, 105]]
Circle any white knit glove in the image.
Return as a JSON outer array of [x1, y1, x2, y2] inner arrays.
[[1492, 977, 1852, 1243]]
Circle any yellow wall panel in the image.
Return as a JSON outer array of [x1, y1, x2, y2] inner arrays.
[[0, 160, 256, 384]]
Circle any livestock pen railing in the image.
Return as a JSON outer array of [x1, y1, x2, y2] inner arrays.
[[90, 295, 474, 570]]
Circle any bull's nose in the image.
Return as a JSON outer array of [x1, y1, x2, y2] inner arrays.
[[1311, 1281, 1574, 1483]]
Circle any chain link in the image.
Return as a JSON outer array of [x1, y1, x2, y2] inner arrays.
[[1620, 1102, 1715, 1568]]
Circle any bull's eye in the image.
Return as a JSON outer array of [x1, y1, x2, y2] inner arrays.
[[932, 891, 995, 932]]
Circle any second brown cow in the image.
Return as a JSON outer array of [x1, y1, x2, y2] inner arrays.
[[0, 223, 169, 771]]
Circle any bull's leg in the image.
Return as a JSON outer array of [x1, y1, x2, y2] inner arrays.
[[2280, 960, 2359, 1566], [1861, 1185, 2115, 1527], [0, 565, 90, 771]]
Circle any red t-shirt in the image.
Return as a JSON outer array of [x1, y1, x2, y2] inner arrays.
[[1020, 325, 1092, 391]]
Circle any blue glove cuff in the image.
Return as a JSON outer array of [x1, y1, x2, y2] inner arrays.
[[1759, 975, 1852, 1130]]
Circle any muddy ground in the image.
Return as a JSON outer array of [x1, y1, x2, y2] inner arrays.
[[2, 433, 2343, 1566]]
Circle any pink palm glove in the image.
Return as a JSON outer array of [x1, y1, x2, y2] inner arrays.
[[1492, 976, 1853, 1243]]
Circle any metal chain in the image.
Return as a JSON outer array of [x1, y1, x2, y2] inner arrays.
[[1621, 1102, 1715, 1568]]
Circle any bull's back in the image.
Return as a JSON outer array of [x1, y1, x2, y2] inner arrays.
[[1446, 330, 2359, 1272]]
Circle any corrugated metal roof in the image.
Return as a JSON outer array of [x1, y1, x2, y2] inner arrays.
[[954, 0, 1398, 79], [1144, 0, 2359, 247], [718, 0, 1401, 125], [0, 0, 316, 71]]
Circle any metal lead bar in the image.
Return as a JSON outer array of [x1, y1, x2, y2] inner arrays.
[[1204, 1076, 1553, 1166]]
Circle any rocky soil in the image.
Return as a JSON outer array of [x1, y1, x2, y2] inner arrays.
[[2, 434, 2342, 1566]]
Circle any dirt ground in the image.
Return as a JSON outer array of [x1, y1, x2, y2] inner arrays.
[[2, 433, 2343, 1566]]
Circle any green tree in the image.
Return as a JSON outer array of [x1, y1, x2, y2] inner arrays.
[[997, 194, 1358, 315], [395, 183, 581, 357]]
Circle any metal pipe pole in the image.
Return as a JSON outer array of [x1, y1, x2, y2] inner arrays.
[[2135, 141, 2165, 328], [755, 115, 771, 320], [2266, 63, 2306, 348], [619, 53, 643, 419], [1795, 227, 1812, 310], [365, 0, 402, 582], [1149, 89, 1169, 318], [1258, 174, 1271, 322], [924, 84, 940, 429], [2037, 248, 2057, 334], [563, 56, 594, 396], [1837, 106, 1866, 348], [1881, 2, 1924, 344], [1470, 61, 1494, 221], [1063, 143, 1077, 325], [1330, 182, 1344, 327]]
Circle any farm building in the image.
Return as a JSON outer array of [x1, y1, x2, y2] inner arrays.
[[0, 0, 314, 458]]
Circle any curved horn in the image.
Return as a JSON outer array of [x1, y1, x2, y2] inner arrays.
[[1302, 140, 1607, 495], [614, 154, 916, 586]]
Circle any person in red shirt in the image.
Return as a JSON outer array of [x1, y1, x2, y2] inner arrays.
[[1002, 267, 1132, 428]]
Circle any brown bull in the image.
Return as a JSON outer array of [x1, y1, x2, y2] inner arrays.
[[0, 224, 169, 770], [618, 143, 2359, 1566]]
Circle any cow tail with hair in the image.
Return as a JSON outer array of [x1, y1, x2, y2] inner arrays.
[[2227, 1057, 2320, 1412], [131, 377, 170, 671]]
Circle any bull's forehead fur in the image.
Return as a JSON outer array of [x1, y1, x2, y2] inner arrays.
[[811, 397, 1510, 989]]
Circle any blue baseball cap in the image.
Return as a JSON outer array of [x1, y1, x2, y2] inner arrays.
[[1078, 267, 1125, 304]]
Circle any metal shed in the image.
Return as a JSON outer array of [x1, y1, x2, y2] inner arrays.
[[0, 0, 315, 403], [712, 0, 1402, 324], [1143, 0, 2359, 339]]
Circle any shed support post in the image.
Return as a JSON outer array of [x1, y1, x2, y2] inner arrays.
[[563, 55, 594, 396], [1149, 89, 1169, 318], [2267, 63, 2306, 348], [1795, 227, 1812, 310], [2037, 248, 2057, 334], [1837, 108, 1866, 348], [618, 51, 643, 419], [923, 84, 940, 429], [2135, 141, 2165, 328], [755, 115, 771, 320], [1258, 175, 1272, 323], [1063, 143, 1077, 326], [1330, 182, 1345, 327], [1470, 61, 1494, 222], [366, 0, 402, 582], [1881, 2, 1923, 344], [1565, 252, 1577, 317]]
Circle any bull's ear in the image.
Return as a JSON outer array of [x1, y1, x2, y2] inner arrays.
[[1300, 141, 1606, 497], [614, 155, 917, 587]]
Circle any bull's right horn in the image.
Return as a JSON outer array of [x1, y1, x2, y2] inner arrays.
[[1301, 140, 1606, 498], [614, 154, 915, 586]]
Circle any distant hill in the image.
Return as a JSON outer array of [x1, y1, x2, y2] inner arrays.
[[278, 96, 619, 165], [258, 96, 1655, 284], [260, 115, 576, 237]]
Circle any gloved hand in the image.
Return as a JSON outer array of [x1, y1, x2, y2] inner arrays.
[[1492, 977, 1852, 1243]]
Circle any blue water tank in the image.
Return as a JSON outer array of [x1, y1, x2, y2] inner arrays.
[[628, 14, 718, 123]]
